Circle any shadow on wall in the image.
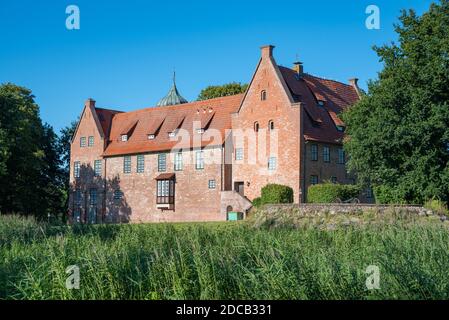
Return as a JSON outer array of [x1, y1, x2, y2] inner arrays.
[[69, 164, 132, 224]]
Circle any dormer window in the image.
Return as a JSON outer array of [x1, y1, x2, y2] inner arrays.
[[336, 125, 346, 132], [196, 128, 205, 134], [121, 135, 128, 142], [168, 130, 178, 138], [261, 90, 267, 101], [317, 100, 325, 107], [148, 134, 155, 140]]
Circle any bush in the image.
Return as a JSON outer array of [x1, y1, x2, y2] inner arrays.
[[260, 184, 294, 205], [307, 183, 361, 203], [252, 197, 262, 208], [424, 198, 449, 217], [373, 185, 406, 204]]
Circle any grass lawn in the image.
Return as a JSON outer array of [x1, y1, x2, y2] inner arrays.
[[0, 212, 448, 300]]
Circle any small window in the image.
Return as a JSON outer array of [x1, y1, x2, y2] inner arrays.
[[88, 136, 94, 147], [317, 100, 325, 107], [195, 150, 204, 170], [331, 176, 338, 184], [196, 128, 205, 134], [310, 175, 319, 185], [121, 135, 128, 142], [168, 129, 178, 138], [311, 144, 318, 161], [268, 156, 277, 171], [158, 153, 167, 172], [208, 180, 216, 189], [336, 125, 346, 132], [137, 155, 145, 173], [74, 161, 80, 178], [254, 122, 259, 133], [268, 120, 274, 131], [123, 156, 131, 174], [338, 148, 345, 164], [89, 188, 97, 206], [174, 152, 183, 171], [80, 137, 86, 148], [323, 146, 330, 163], [148, 134, 155, 140], [113, 189, 123, 201], [235, 148, 244, 161], [261, 90, 267, 101], [74, 188, 81, 205], [94, 160, 102, 176]]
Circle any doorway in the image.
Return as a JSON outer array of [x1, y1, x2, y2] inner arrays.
[[234, 181, 244, 196]]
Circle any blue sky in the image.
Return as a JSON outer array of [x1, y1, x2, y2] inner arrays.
[[0, 0, 435, 132]]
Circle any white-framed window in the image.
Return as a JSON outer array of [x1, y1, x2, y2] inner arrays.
[[235, 148, 243, 161], [156, 179, 175, 204], [268, 156, 277, 171], [148, 134, 155, 140], [137, 155, 145, 173], [311, 144, 318, 161], [338, 148, 345, 164], [88, 136, 94, 147], [174, 152, 183, 171], [208, 180, 216, 189], [195, 150, 204, 170], [123, 156, 131, 173], [323, 146, 330, 163], [121, 134, 128, 142], [94, 160, 102, 176], [310, 175, 319, 185], [74, 161, 80, 178], [80, 137, 86, 147], [158, 153, 167, 172]]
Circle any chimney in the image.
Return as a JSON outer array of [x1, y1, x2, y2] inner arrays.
[[260, 45, 275, 59], [85, 98, 96, 109], [348, 78, 363, 98], [292, 61, 304, 79]]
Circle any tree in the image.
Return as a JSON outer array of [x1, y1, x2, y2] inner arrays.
[[343, 1, 449, 204], [197, 82, 248, 101], [0, 83, 65, 218]]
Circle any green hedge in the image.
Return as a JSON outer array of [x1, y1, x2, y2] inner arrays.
[[260, 184, 294, 205], [252, 197, 262, 208], [373, 185, 406, 204], [307, 183, 361, 203]]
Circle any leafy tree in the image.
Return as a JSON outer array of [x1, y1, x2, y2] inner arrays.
[[343, 1, 449, 204], [197, 82, 248, 101]]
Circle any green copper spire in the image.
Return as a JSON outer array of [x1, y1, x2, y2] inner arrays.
[[156, 72, 188, 107]]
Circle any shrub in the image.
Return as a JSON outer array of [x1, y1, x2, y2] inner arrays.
[[260, 184, 294, 205], [424, 198, 449, 217], [252, 197, 262, 208], [373, 185, 406, 204], [307, 183, 361, 203]]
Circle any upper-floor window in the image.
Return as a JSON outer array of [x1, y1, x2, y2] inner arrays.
[[121, 135, 128, 142], [310, 175, 319, 185], [268, 120, 274, 131], [74, 161, 80, 178], [338, 148, 345, 164], [254, 122, 259, 133], [311, 144, 318, 161], [94, 160, 102, 176], [88, 136, 94, 147], [114, 189, 124, 201], [235, 148, 244, 161], [89, 188, 97, 205], [80, 137, 86, 148], [195, 150, 205, 170], [323, 146, 330, 163], [158, 153, 167, 172], [174, 152, 183, 171], [208, 179, 216, 189], [268, 156, 277, 171], [137, 155, 145, 173], [123, 156, 131, 174], [261, 90, 267, 101]]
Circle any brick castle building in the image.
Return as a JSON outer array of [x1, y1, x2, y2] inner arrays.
[[69, 45, 364, 224]]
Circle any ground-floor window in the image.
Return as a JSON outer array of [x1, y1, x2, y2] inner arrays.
[[310, 175, 319, 185], [157, 179, 175, 204]]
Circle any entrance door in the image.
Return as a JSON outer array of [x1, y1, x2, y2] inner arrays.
[[234, 182, 244, 196]]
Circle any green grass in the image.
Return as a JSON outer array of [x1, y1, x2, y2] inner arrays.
[[0, 213, 449, 300]]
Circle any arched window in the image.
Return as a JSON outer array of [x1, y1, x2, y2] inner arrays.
[[268, 120, 274, 131], [261, 90, 267, 101], [254, 122, 259, 132]]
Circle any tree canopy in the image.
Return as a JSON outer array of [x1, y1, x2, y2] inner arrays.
[[197, 82, 248, 101], [343, 1, 449, 204]]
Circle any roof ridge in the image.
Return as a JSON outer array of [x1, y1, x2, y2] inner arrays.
[[277, 65, 352, 88]]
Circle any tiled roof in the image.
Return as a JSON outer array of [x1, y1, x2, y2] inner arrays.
[[278, 66, 359, 144], [101, 94, 244, 156], [95, 108, 123, 137]]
